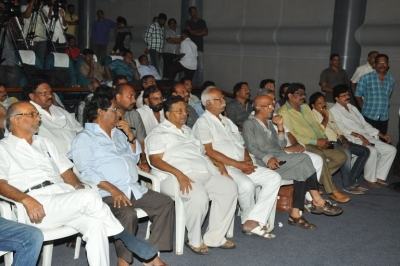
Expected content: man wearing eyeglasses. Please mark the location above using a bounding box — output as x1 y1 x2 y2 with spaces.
26 79 83 155
0 102 165 266
137 85 165 134
278 83 349 203
192 87 281 239
69 87 173 266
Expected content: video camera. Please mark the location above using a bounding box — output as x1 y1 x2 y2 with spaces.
0 0 21 23
43 0 66 10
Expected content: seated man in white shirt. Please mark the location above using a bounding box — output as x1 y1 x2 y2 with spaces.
146 96 238 255
0 102 165 266
137 86 165 134
167 29 197 81
330 84 396 188
192 87 281 238
26 79 83 155
137 54 162 80
69 87 173 266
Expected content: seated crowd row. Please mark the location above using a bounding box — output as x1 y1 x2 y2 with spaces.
0 70 396 264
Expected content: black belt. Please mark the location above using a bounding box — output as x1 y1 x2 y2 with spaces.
24 181 54 193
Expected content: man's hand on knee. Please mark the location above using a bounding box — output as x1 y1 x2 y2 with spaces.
22 196 46 224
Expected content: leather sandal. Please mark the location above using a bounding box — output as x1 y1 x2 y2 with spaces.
184 240 210 255
310 200 343 216
212 240 236 249
288 215 317 230
365 181 380 188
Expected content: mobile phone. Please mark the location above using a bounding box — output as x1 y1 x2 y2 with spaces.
327 141 335 149
279 161 286 166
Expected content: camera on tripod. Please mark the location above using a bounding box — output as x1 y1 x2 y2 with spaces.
43 0 66 10
0 0 21 23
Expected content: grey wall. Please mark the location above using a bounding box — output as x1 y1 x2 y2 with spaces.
88 0 399 139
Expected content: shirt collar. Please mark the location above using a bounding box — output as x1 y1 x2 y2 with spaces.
162 119 190 134
5 133 38 149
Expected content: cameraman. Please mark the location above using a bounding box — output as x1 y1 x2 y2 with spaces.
21 0 48 65
43 0 67 53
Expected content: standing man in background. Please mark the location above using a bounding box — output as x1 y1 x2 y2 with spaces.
319 54 350 103
92 10 117 64
354 54 394 136
185 6 208 86
65 4 78 38
144 13 167 75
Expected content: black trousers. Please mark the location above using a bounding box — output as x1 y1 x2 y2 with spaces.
168 61 195 81
363 116 388 142
292 172 319 210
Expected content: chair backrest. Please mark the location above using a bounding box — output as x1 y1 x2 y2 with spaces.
44 52 78 86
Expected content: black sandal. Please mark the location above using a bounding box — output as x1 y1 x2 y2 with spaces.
288 215 317 230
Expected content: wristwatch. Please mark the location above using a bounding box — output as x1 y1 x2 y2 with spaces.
127 137 136 144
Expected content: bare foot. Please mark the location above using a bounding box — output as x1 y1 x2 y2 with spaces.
143 256 168 266
242 220 260 232
117 258 130 266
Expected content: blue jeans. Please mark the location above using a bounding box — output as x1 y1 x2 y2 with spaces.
0 217 43 266
114 229 158 261
335 141 370 189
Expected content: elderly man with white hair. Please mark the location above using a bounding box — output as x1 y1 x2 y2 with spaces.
192 86 281 238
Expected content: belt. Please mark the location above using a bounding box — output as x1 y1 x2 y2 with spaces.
24 181 54 193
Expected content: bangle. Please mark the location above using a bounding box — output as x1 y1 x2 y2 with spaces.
127 136 136 144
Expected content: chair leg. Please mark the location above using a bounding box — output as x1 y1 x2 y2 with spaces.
175 199 186 255
226 216 234 238
74 236 81 259
41 242 54 266
145 221 152 240
4 252 13 266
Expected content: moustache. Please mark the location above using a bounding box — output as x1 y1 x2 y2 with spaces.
345 98 350 101
46 98 53 102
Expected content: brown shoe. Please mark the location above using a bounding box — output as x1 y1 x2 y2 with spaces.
310 200 343 216
328 190 351 203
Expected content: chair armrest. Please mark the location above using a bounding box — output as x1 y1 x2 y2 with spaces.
137 166 161 192
0 201 12 219
0 195 26 223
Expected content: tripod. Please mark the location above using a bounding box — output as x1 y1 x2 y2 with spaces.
0 19 28 85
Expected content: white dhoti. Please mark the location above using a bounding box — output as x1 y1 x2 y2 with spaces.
27 183 123 266
226 165 281 226
160 173 237 248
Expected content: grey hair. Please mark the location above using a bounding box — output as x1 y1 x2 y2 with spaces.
257 88 275 96
5 103 20 132
88 79 100 92
201 86 218 106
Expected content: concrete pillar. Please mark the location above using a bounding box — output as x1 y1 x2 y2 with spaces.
330 0 367 77
180 0 203 31
78 0 95 50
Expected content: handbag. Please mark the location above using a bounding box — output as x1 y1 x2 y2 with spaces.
276 185 294 212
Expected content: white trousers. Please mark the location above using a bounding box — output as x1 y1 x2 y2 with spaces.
352 136 396 182
27 183 123 266
303 151 324 201
160 172 237 248
226 165 281 225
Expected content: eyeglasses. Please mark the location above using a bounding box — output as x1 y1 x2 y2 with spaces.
13 112 42 118
293 91 306 97
103 107 121 112
212 96 225 101
35 91 52 96
170 108 189 114
149 97 164 102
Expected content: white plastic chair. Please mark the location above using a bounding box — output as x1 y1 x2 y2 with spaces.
0 201 13 266
0 194 82 266
150 171 235 255
136 166 162 240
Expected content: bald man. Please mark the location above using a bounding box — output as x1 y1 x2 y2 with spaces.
0 102 161 266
